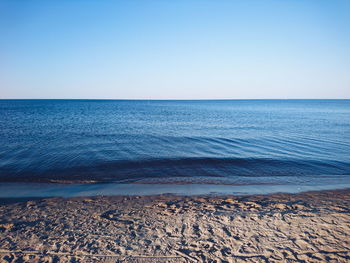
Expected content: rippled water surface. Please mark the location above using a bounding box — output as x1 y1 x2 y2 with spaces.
0 100 349 195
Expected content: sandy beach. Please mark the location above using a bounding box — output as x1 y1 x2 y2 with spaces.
0 189 349 262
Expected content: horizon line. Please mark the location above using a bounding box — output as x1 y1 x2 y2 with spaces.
0 98 349 101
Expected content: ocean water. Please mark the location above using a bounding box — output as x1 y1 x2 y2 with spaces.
0 100 349 197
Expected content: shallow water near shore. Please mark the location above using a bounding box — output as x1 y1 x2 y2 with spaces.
1 181 350 198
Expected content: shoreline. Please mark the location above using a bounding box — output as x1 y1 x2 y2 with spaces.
0 189 349 262
0 181 350 199
0 186 350 201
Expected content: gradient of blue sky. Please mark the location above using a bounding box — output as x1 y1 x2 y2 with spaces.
0 0 349 99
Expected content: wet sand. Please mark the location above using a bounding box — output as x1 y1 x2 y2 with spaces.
0 189 349 262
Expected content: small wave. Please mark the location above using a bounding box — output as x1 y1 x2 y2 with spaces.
0 157 349 183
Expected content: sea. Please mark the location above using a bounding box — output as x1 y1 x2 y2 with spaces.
0 99 349 197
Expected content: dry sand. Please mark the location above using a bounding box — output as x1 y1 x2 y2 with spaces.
0 189 349 262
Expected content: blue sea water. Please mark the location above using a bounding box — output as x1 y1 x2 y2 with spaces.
0 100 349 197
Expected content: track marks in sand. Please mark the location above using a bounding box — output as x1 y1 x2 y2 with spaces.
0 191 350 262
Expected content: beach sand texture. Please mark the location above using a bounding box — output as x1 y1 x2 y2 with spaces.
0 189 349 262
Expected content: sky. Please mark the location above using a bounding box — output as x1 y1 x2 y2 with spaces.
0 0 349 99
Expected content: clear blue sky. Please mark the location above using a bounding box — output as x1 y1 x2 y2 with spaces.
0 0 349 99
